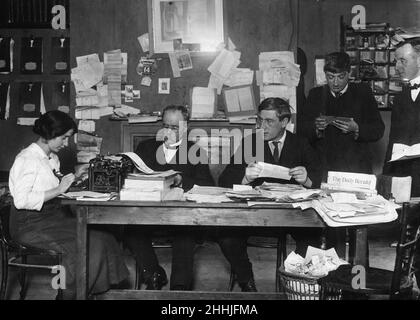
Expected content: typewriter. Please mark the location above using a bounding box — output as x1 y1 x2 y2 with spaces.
88 155 133 192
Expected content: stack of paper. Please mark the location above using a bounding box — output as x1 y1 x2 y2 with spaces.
185 185 233 203
76 132 103 163
61 191 116 201
120 170 179 201
258 51 298 133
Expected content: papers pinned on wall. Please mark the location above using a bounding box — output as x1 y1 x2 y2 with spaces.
259 51 299 133
222 85 256 122
190 87 217 119
315 58 327 86
0 82 10 120
168 51 193 78
208 49 241 94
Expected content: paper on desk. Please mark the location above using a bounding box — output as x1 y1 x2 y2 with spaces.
331 192 359 203
233 184 253 192
61 191 116 201
257 162 291 180
120 152 154 174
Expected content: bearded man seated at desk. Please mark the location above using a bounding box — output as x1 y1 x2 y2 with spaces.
124 105 214 291
218 97 323 292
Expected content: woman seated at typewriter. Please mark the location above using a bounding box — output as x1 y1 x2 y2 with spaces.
8 110 129 299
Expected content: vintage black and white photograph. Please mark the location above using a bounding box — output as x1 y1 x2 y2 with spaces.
1 0 420 312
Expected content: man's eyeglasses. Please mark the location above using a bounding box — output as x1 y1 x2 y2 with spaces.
256 117 278 127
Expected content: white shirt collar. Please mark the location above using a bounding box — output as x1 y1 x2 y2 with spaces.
269 130 287 147
410 75 420 101
410 75 420 86
162 140 183 163
331 83 349 97
29 143 49 159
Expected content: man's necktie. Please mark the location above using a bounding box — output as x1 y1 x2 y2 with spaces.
272 141 281 163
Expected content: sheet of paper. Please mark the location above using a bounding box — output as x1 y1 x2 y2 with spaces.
224 68 254 87
208 49 241 81
191 87 216 118
390 143 420 162
237 86 255 111
224 89 240 112
331 192 359 203
17 117 37 126
137 33 149 52
257 162 291 180
78 120 95 133
208 74 224 95
120 152 155 174
76 133 102 153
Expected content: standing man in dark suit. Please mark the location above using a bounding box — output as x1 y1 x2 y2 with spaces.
218 97 322 291
298 51 385 180
125 105 214 291
383 39 420 287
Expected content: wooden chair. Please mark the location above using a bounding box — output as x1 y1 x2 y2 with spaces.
0 205 63 300
319 202 420 300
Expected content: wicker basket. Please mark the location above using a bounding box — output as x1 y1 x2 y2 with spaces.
278 267 342 300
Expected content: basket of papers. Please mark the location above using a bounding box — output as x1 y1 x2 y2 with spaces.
278 247 346 300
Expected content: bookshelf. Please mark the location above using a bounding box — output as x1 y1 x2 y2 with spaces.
340 17 401 111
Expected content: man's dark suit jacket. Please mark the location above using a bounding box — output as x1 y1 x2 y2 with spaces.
135 139 214 191
298 83 384 180
218 131 322 188
383 88 420 196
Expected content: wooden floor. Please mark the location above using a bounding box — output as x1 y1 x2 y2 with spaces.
2 222 419 300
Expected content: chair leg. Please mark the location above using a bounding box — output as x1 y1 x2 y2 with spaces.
228 269 235 291
276 233 287 292
55 254 63 300
18 256 28 300
0 244 8 300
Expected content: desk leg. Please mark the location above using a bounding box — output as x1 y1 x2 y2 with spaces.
349 227 369 267
76 207 88 300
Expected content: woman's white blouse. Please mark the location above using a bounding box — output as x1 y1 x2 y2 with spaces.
9 143 60 211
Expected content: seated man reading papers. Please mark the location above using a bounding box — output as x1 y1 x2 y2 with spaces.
124 105 214 291
218 97 323 291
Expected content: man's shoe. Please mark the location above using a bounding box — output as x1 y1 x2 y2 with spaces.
143 265 168 290
239 278 257 292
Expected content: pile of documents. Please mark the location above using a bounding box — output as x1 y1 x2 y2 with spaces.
76 132 103 163
257 182 324 203
258 51 300 132
303 194 399 227
120 170 180 201
60 191 117 201
284 246 348 278
185 185 233 203
321 171 378 198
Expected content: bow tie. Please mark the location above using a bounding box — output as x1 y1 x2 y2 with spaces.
409 83 420 90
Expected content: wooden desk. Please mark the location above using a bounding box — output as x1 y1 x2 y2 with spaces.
64 200 369 300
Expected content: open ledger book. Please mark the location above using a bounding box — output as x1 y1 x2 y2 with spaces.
390 143 420 162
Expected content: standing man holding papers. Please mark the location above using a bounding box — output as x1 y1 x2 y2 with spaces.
299 51 385 179
383 39 420 287
218 98 322 291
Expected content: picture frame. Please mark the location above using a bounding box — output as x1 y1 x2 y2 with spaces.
147 0 225 54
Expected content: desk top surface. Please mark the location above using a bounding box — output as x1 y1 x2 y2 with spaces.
61 199 297 209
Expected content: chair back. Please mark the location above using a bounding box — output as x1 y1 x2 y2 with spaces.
391 202 420 298
0 205 12 245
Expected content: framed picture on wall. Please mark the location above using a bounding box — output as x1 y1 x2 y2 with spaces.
147 0 225 54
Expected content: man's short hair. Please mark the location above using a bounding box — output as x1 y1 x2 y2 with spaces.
324 52 351 73
162 105 189 121
395 39 420 55
258 97 291 121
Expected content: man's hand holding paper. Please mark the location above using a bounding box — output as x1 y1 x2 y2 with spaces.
332 117 359 134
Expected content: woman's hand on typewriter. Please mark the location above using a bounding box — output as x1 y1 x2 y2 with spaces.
59 173 75 193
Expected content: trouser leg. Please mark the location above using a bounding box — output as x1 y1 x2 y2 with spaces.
124 226 159 271
170 233 195 290
218 231 253 285
289 227 323 257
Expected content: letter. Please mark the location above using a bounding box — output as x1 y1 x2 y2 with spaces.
250 305 258 314
161 307 168 315
351 265 366 289
188 128 209 165
351 5 366 30
243 129 264 164
51 265 66 290
188 307 195 318
51 5 66 30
